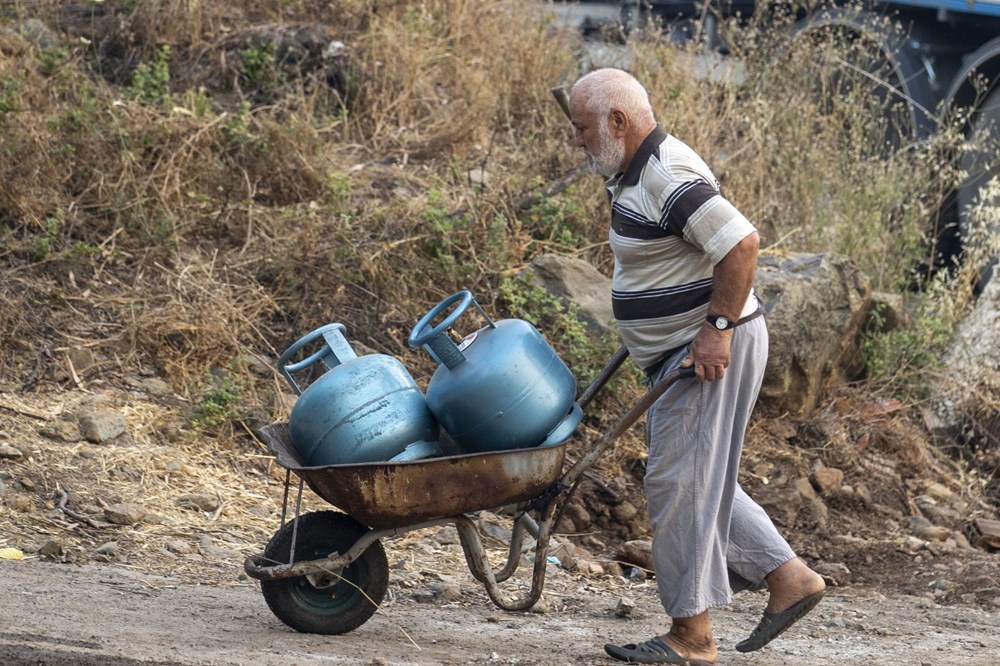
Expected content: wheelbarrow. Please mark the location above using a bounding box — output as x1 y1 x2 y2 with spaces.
244 346 694 635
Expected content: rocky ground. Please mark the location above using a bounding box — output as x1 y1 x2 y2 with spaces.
2 384 1000 665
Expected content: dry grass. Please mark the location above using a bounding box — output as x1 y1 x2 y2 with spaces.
0 0 995 494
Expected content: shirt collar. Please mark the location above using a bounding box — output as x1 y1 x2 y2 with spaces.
617 125 668 188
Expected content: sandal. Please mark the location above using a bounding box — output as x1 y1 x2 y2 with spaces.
604 636 714 665
735 589 825 652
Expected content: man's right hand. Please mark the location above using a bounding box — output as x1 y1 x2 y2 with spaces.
683 325 733 382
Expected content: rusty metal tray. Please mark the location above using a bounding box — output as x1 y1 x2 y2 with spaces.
257 423 568 530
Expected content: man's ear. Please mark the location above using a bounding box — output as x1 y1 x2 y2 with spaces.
610 109 628 136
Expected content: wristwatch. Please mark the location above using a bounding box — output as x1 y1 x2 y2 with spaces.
706 314 735 330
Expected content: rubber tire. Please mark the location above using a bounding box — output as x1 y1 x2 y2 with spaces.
260 511 389 635
957 86 1000 289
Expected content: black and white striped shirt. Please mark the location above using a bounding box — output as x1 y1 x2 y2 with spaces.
606 126 759 369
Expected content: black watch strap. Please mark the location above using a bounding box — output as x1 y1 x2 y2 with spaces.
706 314 735 330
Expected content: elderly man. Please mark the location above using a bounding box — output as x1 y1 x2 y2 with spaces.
567 68 826 665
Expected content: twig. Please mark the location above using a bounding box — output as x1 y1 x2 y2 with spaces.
0 398 49 421
55 488 113 529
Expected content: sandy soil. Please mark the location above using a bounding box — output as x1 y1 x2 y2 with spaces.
3 539 1000 666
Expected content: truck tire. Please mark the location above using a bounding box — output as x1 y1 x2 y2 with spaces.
957 86 1000 288
790 9 938 151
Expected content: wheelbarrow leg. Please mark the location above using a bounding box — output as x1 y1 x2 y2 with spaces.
459 512 536 586
454 509 560 612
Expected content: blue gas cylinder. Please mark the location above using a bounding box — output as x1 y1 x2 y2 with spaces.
407 291 581 454
279 324 440 466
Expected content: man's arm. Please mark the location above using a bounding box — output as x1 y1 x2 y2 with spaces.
683 231 760 382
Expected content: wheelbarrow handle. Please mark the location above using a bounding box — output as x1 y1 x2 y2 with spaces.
576 344 631 411
561 363 696 490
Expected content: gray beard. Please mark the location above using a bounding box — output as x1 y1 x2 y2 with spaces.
588 129 626 178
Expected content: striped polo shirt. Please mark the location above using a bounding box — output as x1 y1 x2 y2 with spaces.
606 126 759 370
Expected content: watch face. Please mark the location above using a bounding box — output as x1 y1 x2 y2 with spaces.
715 317 728 330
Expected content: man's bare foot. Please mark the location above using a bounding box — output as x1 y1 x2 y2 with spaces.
659 614 718 664
763 556 826 612
656 633 717 664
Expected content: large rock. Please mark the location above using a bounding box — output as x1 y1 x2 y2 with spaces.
755 253 872 413
528 252 871 414
932 275 1000 452
523 254 615 334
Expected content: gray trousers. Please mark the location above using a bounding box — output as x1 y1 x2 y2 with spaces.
645 316 795 618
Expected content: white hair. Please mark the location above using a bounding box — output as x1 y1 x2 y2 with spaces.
571 68 655 125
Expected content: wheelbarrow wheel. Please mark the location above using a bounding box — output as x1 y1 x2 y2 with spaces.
260 511 389 635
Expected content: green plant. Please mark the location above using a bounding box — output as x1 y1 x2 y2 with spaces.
38 46 70 77
0 72 24 114
29 209 65 261
221 101 268 153
325 171 350 206
523 192 590 250
240 41 277 93
191 369 247 431
861 299 955 400
126 45 172 105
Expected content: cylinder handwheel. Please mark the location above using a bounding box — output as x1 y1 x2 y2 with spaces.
407 290 475 348
259 511 389 635
278 323 347 375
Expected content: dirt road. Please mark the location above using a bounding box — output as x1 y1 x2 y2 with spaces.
3 553 999 666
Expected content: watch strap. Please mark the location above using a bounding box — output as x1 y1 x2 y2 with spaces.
706 314 735 330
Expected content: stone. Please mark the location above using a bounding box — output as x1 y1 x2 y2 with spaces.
0 444 23 459
38 540 65 559
814 562 852 586
931 273 1000 451
522 254 615 334
64 347 97 377
18 18 60 50
103 502 147 525
919 525 952 542
561 501 592 532
788 477 829 528
38 419 82 443
615 540 653 571
176 493 222 512
95 541 119 557
867 291 910 333
125 376 174 396
611 500 638 523
615 597 637 617
165 540 193 555
810 466 845 495
755 253 872 413
923 482 954 502
78 410 127 443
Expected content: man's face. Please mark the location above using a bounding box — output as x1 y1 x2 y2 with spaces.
570 96 625 178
